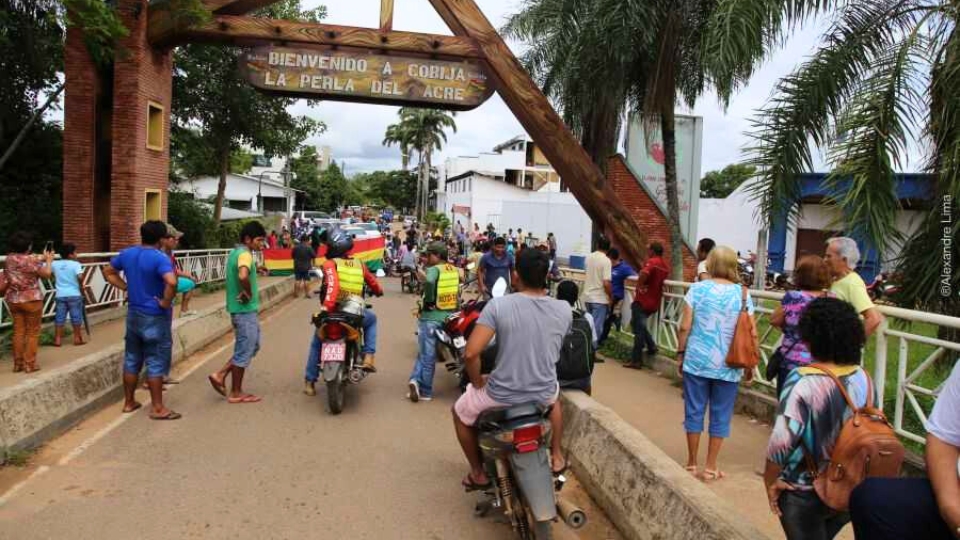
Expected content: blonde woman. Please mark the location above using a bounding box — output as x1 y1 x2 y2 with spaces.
676 246 755 481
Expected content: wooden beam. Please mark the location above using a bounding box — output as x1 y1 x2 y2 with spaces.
379 0 394 32
149 14 483 59
426 0 649 270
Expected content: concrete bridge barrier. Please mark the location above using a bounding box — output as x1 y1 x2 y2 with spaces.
0 277 294 452
561 391 768 540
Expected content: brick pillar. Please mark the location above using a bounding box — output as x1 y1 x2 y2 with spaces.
606 155 697 281
109 0 173 250
62 28 100 253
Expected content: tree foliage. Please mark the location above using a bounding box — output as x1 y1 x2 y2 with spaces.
702 0 958 314
172 0 326 223
167 189 213 249
289 145 321 210
383 108 456 220
700 164 756 198
314 162 347 213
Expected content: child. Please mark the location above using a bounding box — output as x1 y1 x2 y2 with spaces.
51 243 86 346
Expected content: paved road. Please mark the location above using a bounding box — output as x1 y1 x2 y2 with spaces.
0 278 617 540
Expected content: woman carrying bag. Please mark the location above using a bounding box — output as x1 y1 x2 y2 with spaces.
676 245 757 481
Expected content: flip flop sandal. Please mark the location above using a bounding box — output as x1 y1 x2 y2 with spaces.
462 474 492 492
150 411 182 421
122 402 143 414
227 395 262 404
208 375 227 397
552 457 569 476
701 469 726 482
684 465 698 476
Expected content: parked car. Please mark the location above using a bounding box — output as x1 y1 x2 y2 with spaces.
296 210 331 222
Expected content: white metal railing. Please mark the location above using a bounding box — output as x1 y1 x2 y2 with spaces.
0 249 233 329
559 269 959 447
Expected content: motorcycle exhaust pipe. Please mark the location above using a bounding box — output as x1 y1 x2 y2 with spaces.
556 496 587 529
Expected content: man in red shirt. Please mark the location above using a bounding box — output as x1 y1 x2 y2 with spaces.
303 230 384 396
624 242 669 370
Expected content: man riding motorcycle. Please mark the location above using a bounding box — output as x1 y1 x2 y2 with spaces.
303 229 384 396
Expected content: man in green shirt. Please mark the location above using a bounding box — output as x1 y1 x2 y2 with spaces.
825 237 885 337
208 221 266 403
408 242 461 402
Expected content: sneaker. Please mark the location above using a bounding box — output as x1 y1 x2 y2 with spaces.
408 379 420 403
304 381 316 396
419 395 433 402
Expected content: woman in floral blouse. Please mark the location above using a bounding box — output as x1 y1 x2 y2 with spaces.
4 231 53 373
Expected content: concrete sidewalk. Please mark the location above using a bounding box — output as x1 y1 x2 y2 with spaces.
0 276 286 391
590 360 854 539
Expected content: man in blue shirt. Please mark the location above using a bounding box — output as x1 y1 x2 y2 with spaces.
103 220 179 420
601 248 637 344
477 237 516 298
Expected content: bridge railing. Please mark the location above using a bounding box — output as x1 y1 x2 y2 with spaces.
559 269 959 447
0 249 234 330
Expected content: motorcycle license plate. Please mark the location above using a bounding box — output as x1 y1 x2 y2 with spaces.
453 336 466 348
321 341 347 362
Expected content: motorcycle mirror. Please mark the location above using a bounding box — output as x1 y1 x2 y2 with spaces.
376 269 386 278
492 278 507 298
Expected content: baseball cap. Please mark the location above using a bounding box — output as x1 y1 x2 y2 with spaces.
425 241 448 258
165 223 184 238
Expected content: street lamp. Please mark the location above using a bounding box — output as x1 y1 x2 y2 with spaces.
256 169 292 214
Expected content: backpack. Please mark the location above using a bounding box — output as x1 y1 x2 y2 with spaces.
803 365 905 511
556 309 595 381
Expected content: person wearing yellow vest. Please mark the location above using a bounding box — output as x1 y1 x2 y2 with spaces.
304 229 384 396
407 242 460 402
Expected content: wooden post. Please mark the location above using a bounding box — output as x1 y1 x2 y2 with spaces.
380 0 394 31
426 0 649 271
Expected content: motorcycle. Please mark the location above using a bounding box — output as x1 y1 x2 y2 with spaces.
473 404 587 539
310 295 371 415
738 257 755 287
867 272 900 302
435 299 498 391
765 269 790 291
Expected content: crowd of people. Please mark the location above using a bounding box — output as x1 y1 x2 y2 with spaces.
2 220 956 540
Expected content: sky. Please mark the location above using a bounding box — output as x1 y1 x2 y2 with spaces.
292 0 830 175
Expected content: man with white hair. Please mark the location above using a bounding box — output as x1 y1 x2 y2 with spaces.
824 237 885 337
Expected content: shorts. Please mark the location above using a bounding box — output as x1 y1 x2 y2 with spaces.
230 312 261 368
54 296 84 326
682 372 739 438
123 311 172 378
177 276 196 294
454 383 559 427
294 270 311 281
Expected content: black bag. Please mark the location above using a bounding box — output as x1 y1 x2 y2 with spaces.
766 339 799 382
557 309 596 381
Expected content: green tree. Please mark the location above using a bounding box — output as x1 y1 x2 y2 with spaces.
382 124 414 170
315 162 347 213
702 0 959 318
172 0 326 224
230 148 254 175
383 108 456 221
167 189 213 248
289 145 321 209
700 164 756 198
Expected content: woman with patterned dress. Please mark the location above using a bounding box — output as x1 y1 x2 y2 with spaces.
4 231 54 373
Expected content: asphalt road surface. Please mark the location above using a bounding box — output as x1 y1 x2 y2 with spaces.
0 277 619 540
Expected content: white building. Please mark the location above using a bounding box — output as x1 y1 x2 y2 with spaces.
179 172 299 218
436 135 593 260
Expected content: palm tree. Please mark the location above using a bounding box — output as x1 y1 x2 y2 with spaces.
702 1 959 319
504 0 719 279
382 123 414 170
383 108 457 221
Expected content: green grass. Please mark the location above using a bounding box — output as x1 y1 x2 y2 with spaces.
0 447 32 467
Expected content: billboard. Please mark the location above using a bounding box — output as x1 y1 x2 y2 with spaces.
623 114 703 246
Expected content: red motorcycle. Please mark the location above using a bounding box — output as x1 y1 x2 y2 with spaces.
435 299 498 392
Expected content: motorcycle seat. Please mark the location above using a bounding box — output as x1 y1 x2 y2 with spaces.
477 403 549 432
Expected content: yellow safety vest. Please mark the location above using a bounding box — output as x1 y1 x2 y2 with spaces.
436 264 461 311
334 258 364 302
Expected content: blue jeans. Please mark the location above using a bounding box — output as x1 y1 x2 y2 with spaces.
230 312 261 368
585 302 609 341
778 489 849 540
304 309 377 382
631 303 657 363
54 296 84 327
410 319 442 398
682 372 739 438
123 311 172 378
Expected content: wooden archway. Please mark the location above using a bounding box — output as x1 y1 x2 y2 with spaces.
65 0 649 269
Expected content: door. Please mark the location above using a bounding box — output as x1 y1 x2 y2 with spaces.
794 229 841 265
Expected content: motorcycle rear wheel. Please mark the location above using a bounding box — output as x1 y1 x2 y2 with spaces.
326 369 345 415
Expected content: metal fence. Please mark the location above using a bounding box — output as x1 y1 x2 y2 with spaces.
0 249 234 329
560 269 960 447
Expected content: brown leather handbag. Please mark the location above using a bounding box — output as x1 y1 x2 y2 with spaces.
724 285 760 369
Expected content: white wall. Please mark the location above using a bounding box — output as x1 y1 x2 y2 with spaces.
696 182 764 256
182 175 294 214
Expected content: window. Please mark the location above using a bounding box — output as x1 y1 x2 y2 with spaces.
146 101 164 151
144 190 162 220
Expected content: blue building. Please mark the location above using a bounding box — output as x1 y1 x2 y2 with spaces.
765 173 936 280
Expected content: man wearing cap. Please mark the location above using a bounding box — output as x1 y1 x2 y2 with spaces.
408 241 461 402
161 223 198 317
